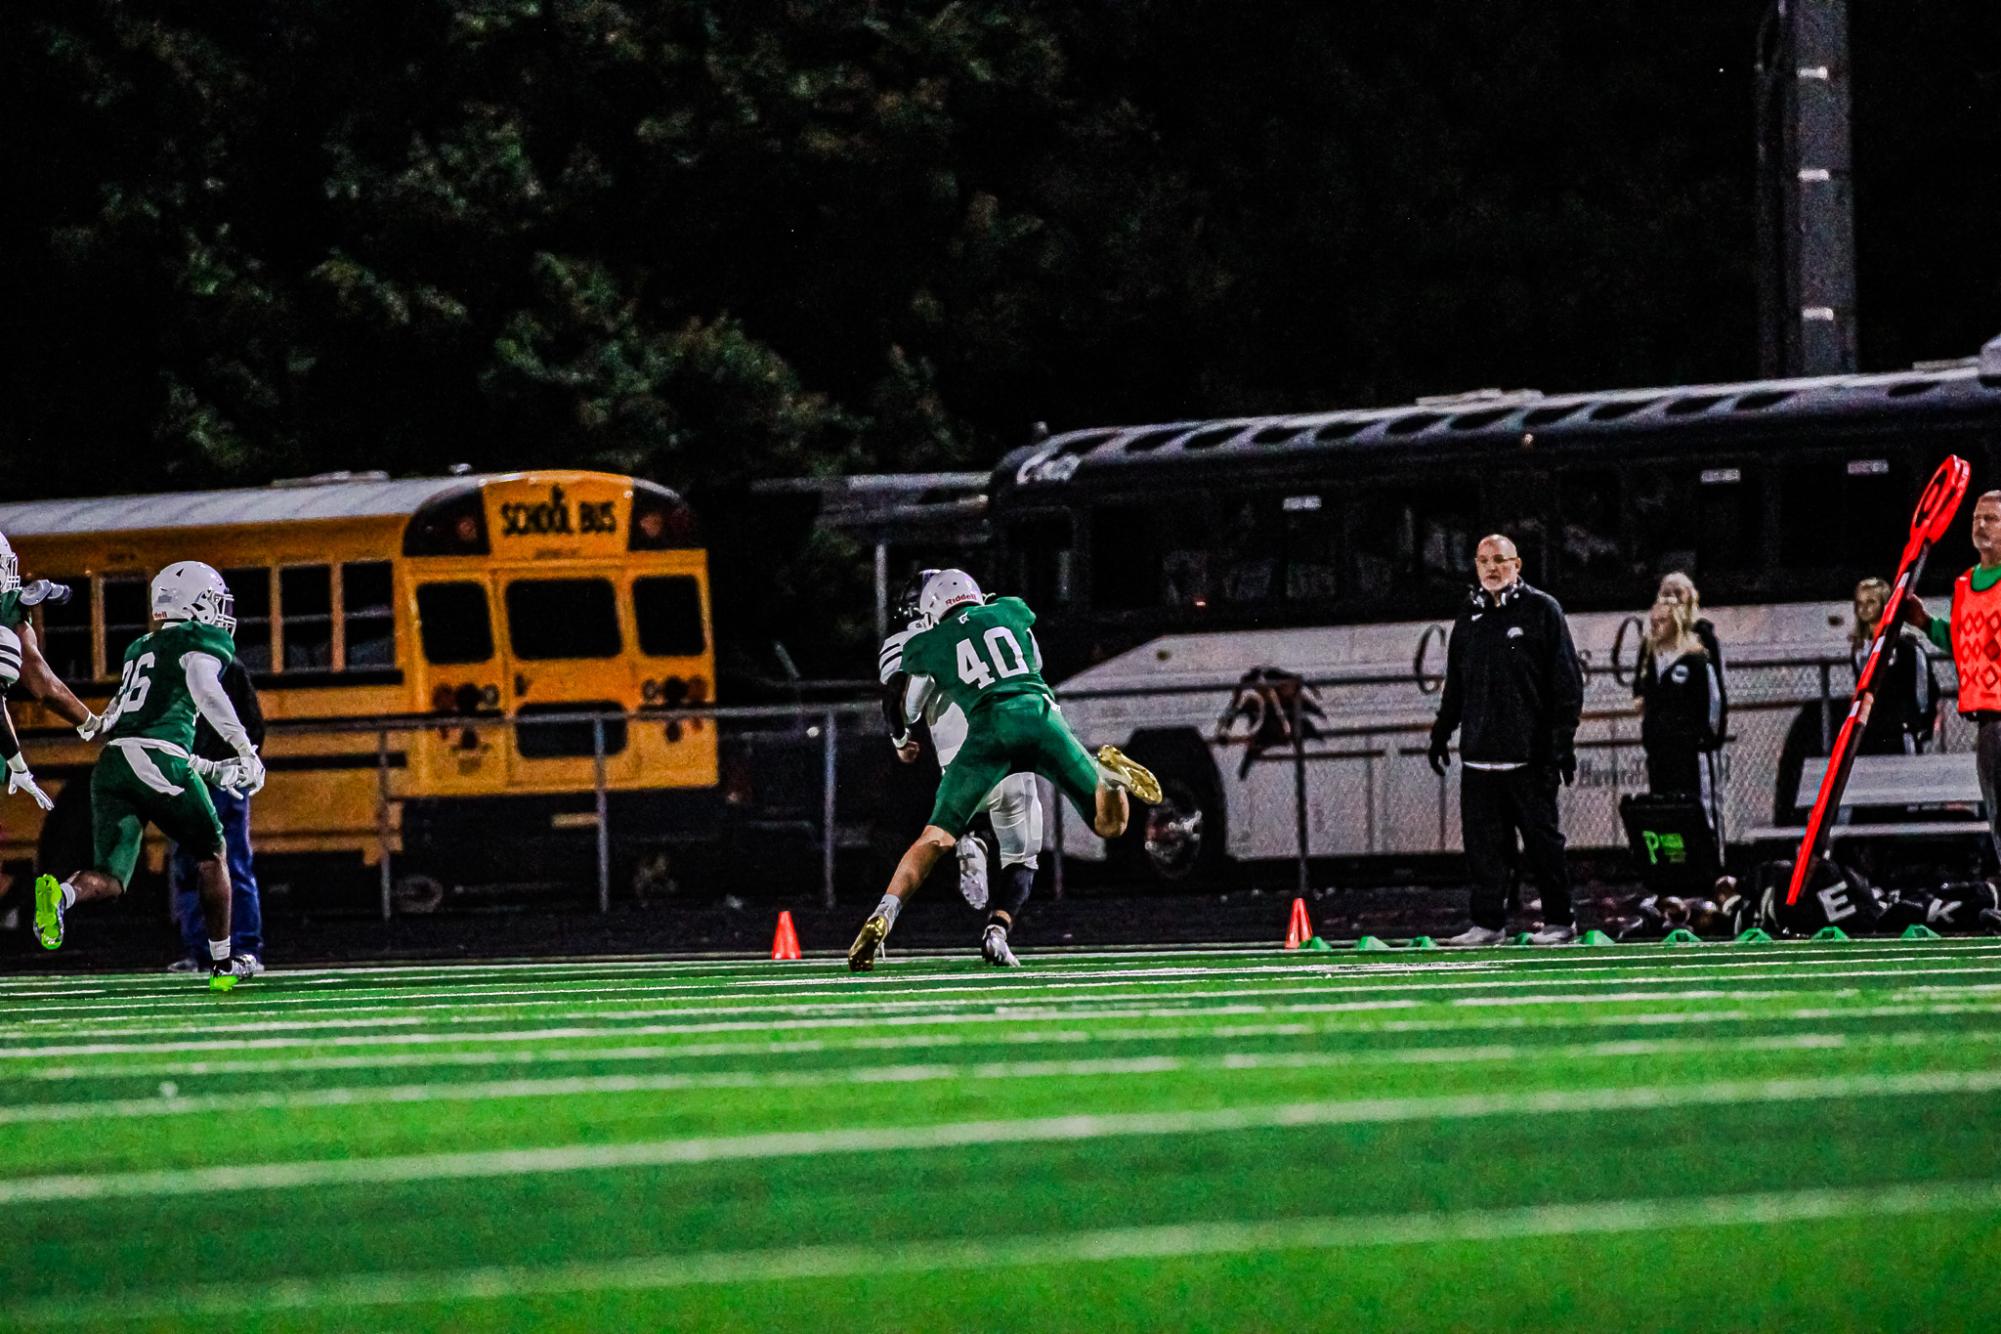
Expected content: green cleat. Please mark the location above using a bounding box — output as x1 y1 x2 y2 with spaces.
209 955 255 992
32 874 64 951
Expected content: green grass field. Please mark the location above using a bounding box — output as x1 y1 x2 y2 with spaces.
4 938 2001 1330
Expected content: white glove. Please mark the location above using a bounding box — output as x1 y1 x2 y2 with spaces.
5 756 54 812
224 748 267 797
77 711 105 741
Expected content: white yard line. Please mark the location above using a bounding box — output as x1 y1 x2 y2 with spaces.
13 939 2001 1004
3 1067 1998 1206
7 1027 1998 1126
11 1177 1999 1325
17 964 2001 1042
11 994 2001 1063
23 1006 2001 1084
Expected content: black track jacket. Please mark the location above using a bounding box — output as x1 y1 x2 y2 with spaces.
1430 581 1585 767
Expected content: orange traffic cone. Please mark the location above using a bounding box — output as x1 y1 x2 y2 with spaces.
771 910 802 961
1284 897 1312 950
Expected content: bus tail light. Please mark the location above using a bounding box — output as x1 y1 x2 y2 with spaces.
628 483 701 550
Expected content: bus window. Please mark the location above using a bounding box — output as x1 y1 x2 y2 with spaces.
417 583 495 665
1350 487 1477 603
1777 451 1908 581
1695 466 1762 573
1090 506 1164 611
281 566 333 670
506 578 621 659
1216 496 1280 604
1557 467 1626 591
1283 495 1341 603
1629 462 1763 584
633 576 706 656
1839 454 1910 572
1484 470 1552 585
37 576 92 684
221 568 272 673
101 576 149 676
1007 516 1073 608
342 562 396 668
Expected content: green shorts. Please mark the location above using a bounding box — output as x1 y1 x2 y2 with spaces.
928 694 1100 836
90 742 225 886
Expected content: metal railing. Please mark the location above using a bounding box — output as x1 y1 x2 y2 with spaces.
230 651 1957 916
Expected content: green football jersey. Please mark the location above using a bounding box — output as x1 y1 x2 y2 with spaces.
901 596 1050 715
0 589 23 631
101 620 236 748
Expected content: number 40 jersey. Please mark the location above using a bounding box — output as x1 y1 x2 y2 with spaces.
901 596 1051 717
102 621 237 749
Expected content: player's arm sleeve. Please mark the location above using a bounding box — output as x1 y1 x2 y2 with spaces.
0 701 21 763
225 661 266 750
902 674 935 725
1926 615 1953 655
185 652 254 754
901 627 937 680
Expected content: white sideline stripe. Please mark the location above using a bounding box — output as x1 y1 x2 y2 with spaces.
23 1005 2001 1083
10 1027 1998 1126
18 950 2001 1021
3 1067 1999 1206
16 940 2001 1006
12 1179 2001 1325
13 994 2001 1063
19 964 2001 1041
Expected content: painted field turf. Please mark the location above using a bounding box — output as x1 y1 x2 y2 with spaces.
3 940 2000 1330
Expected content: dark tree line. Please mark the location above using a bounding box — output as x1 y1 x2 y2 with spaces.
4 1 1995 677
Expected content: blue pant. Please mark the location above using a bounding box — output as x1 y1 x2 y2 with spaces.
170 785 263 960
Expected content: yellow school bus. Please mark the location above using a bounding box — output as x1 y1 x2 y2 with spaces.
0 470 715 897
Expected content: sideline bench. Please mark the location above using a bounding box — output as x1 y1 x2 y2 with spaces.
1745 752 1986 849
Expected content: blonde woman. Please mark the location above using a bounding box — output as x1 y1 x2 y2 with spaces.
1634 571 1727 738
1850 577 1937 755
1639 595 1722 806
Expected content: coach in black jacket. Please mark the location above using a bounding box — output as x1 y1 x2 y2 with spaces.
1427 534 1585 945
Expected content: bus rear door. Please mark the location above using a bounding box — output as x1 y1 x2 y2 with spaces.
494 568 644 790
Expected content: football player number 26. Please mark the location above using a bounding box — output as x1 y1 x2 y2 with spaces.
108 652 157 720
956 629 1031 689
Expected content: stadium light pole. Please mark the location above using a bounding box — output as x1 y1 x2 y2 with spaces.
1755 0 1858 376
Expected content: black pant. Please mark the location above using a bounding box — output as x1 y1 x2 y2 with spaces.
1462 765 1573 929
1977 719 2001 868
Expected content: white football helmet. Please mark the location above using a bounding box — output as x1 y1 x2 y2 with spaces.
0 531 19 595
152 561 236 635
919 569 984 624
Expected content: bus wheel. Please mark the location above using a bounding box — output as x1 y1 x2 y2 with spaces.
1118 732 1226 886
392 872 447 914
1142 776 1211 881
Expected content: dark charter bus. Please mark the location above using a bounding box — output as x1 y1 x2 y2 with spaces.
987 354 2001 882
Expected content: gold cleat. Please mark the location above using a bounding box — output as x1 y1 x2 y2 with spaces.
847 914 889 972
1096 745 1162 805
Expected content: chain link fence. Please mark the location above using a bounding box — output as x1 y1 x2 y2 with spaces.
108 650 1955 918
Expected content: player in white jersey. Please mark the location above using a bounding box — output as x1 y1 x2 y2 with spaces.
878 572 1045 966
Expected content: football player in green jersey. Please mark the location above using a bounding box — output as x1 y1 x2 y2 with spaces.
0 529 108 741
33 562 267 991
848 570 1161 971
1 624 57 812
